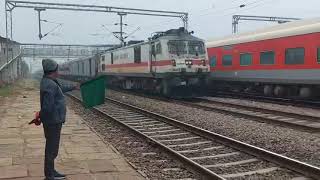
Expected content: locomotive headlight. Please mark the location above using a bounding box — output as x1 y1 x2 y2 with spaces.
171 59 176 66
185 60 193 65
201 59 206 66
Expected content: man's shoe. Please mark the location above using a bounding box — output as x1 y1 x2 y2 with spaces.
44 177 56 180
54 170 66 179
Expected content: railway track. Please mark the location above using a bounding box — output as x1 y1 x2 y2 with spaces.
184 97 320 132
68 93 320 180
213 91 320 109
108 89 320 131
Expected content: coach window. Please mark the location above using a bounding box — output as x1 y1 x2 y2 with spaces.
317 48 320 63
222 55 232 66
260 51 275 65
210 56 217 67
77 63 80 75
101 55 105 61
82 62 85 74
89 59 92 76
134 46 141 63
240 53 252 66
285 48 305 65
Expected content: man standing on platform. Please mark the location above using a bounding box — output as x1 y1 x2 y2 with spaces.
40 59 79 180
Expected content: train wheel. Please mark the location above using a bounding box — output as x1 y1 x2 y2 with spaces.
263 85 274 96
299 87 313 99
274 85 287 97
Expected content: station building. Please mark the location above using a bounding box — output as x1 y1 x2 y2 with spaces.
0 36 23 87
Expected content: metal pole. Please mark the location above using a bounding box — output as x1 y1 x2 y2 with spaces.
183 14 188 30
120 14 123 45
10 11 13 39
118 12 127 46
35 8 46 39
5 0 9 65
232 15 300 33
38 10 42 39
36 9 42 39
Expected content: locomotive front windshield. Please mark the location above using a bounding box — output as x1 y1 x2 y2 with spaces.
168 40 205 56
168 40 187 55
188 41 206 55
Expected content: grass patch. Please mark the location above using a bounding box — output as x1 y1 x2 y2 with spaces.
0 85 13 97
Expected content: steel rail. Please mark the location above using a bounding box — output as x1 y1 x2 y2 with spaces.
105 97 320 179
213 91 320 108
67 93 224 180
179 98 320 132
195 97 320 122
67 93 320 179
109 89 320 131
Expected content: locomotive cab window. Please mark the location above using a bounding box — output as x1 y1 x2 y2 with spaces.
134 46 141 63
317 48 320 63
222 55 232 66
156 43 162 54
240 53 252 66
285 48 305 65
168 40 187 55
210 56 217 67
260 51 275 65
189 41 206 55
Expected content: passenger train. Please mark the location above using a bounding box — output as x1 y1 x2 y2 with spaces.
206 18 320 98
59 27 209 96
60 18 320 99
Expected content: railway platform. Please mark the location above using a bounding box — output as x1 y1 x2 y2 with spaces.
0 80 145 180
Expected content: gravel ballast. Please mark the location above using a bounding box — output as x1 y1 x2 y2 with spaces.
107 90 320 167
205 96 320 118
66 96 199 180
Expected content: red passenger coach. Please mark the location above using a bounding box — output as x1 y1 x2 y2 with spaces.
206 18 320 98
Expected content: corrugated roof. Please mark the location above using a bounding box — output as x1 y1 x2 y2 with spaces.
206 17 320 48
0 36 20 44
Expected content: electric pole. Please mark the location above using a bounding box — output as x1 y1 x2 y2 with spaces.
232 15 300 34
35 8 46 39
114 12 128 46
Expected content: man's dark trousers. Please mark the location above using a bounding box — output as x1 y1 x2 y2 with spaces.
43 123 62 177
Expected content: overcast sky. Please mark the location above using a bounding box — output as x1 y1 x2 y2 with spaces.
0 0 319 45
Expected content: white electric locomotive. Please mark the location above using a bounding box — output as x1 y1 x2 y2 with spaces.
100 27 209 96
60 27 209 96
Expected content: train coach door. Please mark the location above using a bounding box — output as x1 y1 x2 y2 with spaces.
111 53 114 64
150 43 156 74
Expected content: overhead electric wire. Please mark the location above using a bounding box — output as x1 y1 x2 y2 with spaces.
41 23 63 39
140 0 269 31
124 26 141 39
195 0 268 17
101 24 124 41
212 0 279 19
